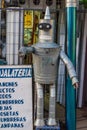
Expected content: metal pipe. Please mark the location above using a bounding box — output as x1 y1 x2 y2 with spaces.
6 7 19 65
19 7 24 65
65 0 77 130
57 11 65 105
47 84 56 126
6 7 24 65
35 82 44 127
78 13 87 107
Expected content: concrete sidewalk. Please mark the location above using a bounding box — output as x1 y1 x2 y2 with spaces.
77 107 87 130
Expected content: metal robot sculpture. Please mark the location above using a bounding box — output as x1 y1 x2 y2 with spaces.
19 6 78 127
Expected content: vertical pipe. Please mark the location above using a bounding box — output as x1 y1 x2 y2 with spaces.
14 9 20 65
35 83 44 127
57 11 65 105
47 84 56 126
6 7 21 65
19 8 24 65
65 0 77 130
78 13 87 107
6 8 14 65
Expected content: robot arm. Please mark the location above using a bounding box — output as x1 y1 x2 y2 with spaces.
19 46 34 57
59 50 78 87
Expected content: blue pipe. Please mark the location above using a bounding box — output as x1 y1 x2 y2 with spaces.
65 1 77 130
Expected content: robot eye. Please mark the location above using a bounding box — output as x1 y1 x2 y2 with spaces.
46 24 50 29
39 24 43 29
38 23 51 30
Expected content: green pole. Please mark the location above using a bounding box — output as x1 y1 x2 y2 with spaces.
65 0 77 130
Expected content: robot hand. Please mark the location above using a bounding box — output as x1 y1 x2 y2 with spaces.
73 82 79 89
72 77 79 88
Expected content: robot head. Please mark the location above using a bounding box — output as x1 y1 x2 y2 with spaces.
38 6 55 43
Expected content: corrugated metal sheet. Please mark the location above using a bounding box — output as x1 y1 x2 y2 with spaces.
57 11 65 106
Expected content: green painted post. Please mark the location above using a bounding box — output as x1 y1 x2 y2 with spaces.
65 0 77 130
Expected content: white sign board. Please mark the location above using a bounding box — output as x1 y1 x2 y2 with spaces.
0 65 33 130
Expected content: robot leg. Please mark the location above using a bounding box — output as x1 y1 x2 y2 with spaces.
47 84 57 126
35 82 45 127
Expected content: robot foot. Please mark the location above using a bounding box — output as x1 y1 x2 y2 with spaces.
35 119 45 127
47 118 57 126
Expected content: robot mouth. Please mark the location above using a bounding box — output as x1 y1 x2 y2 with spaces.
39 35 52 41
